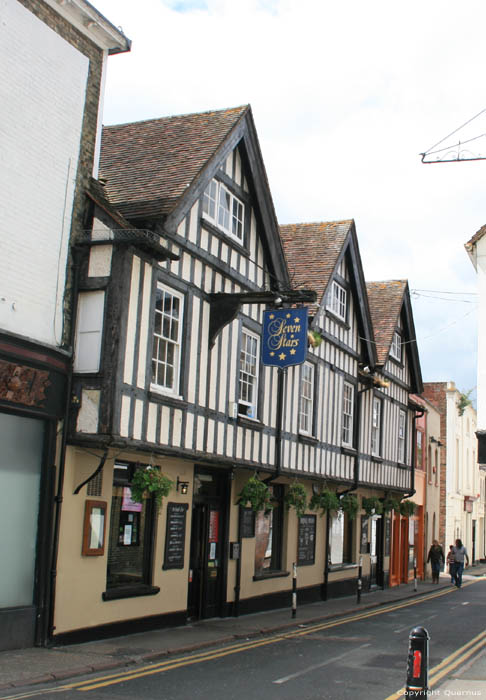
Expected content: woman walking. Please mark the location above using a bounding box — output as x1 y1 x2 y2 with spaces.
427 539 444 583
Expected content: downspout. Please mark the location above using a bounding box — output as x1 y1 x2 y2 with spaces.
47 247 82 643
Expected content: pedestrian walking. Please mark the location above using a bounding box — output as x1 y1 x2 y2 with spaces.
452 538 469 588
446 545 455 583
426 540 444 583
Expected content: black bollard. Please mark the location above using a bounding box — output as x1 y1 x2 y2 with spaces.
357 555 363 604
292 563 297 618
405 626 429 697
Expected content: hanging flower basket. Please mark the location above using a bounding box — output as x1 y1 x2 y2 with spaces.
382 495 401 513
400 500 417 517
340 493 359 520
362 496 384 517
308 330 323 348
130 466 173 511
284 482 308 518
237 475 273 513
309 489 340 517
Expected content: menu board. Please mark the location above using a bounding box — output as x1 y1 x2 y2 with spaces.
360 516 369 554
239 506 255 538
385 516 391 556
297 515 316 566
163 502 188 570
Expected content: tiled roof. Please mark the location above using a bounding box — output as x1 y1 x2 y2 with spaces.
86 177 133 229
99 106 249 221
465 224 486 250
279 221 353 313
366 280 407 364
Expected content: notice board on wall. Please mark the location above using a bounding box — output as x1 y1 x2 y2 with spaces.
163 502 188 570
297 515 316 566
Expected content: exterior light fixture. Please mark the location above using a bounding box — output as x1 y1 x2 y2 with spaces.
177 477 189 495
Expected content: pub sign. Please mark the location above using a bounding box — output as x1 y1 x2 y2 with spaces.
261 308 308 368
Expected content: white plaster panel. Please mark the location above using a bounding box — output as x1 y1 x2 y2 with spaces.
133 399 143 440
120 396 131 437
147 402 157 443
0 0 88 346
172 409 182 447
88 245 113 277
76 389 100 433
160 406 170 445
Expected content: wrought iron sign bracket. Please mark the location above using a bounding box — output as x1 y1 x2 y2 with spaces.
208 289 316 349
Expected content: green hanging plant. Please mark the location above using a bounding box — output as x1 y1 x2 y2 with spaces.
362 496 384 517
130 466 173 511
400 500 417 517
309 489 340 517
237 475 273 513
284 482 308 517
340 493 359 520
307 330 323 348
382 495 401 513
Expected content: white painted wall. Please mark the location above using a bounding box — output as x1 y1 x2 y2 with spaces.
0 0 88 346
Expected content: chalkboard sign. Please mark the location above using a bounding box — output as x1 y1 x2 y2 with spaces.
163 502 188 570
385 516 391 556
297 515 316 566
360 516 369 554
239 506 255 538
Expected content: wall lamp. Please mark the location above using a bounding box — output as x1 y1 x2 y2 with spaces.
176 477 189 495
429 437 444 447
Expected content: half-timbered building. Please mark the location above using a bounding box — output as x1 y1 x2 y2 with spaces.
366 280 424 585
52 106 424 643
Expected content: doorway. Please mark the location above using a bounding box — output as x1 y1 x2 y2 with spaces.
369 515 384 587
187 468 229 620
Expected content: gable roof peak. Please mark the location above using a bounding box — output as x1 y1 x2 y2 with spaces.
99 105 251 221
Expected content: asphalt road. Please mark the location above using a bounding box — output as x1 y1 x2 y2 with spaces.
3 580 486 700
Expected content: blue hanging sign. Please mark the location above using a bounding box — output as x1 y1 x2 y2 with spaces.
261 308 308 368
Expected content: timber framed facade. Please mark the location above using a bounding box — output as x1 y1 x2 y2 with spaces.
51 106 424 644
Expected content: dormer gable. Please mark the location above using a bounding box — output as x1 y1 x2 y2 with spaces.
279 219 376 367
366 279 423 393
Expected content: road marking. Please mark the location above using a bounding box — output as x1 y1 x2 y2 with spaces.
273 644 369 684
0 579 478 699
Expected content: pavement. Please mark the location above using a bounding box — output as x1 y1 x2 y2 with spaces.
1 564 486 697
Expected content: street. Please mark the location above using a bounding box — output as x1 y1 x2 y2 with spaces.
1 579 485 700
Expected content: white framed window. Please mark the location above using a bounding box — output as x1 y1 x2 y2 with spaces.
238 329 259 418
371 396 382 456
202 178 244 243
299 362 315 434
74 290 105 373
398 409 406 463
151 284 184 396
327 280 347 321
342 382 354 446
390 331 402 362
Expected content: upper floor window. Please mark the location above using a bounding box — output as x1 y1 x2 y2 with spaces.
342 382 354 446
398 409 406 463
371 396 382 456
238 329 259 418
299 362 315 435
327 281 347 321
74 290 105 373
390 331 402 362
202 178 244 243
416 430 424 469
151 284 184 396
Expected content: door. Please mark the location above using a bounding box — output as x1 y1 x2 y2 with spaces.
187 469 227 620
472 520 476 563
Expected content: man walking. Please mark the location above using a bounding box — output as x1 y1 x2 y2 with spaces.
453 538 469 588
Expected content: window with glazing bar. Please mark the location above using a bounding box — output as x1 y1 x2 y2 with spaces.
151 284 184 395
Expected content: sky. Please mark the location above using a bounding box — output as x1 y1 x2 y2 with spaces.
93 0 486 400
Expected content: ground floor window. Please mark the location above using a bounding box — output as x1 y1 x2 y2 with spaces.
106 462 156 590
330 510 354 566
254 485 284 575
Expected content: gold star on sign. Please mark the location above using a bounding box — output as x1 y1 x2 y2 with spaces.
290 349 296 355
270 352 275 356
269 314 275 319
295 317 300 323
279 352 286 360
286 313 291 319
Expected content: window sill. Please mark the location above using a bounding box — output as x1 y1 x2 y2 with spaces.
253 570 290 581
201 217 248 254
328 563 358 572
341 446 357 456
325 310 350 330
236 416 264 431
102 585 160 601
298 433 318 445
371 455 384 463
148 391 188 409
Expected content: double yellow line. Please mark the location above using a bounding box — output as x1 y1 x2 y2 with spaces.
0 580 478 699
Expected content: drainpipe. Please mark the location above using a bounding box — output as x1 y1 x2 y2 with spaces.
403 406 425 501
